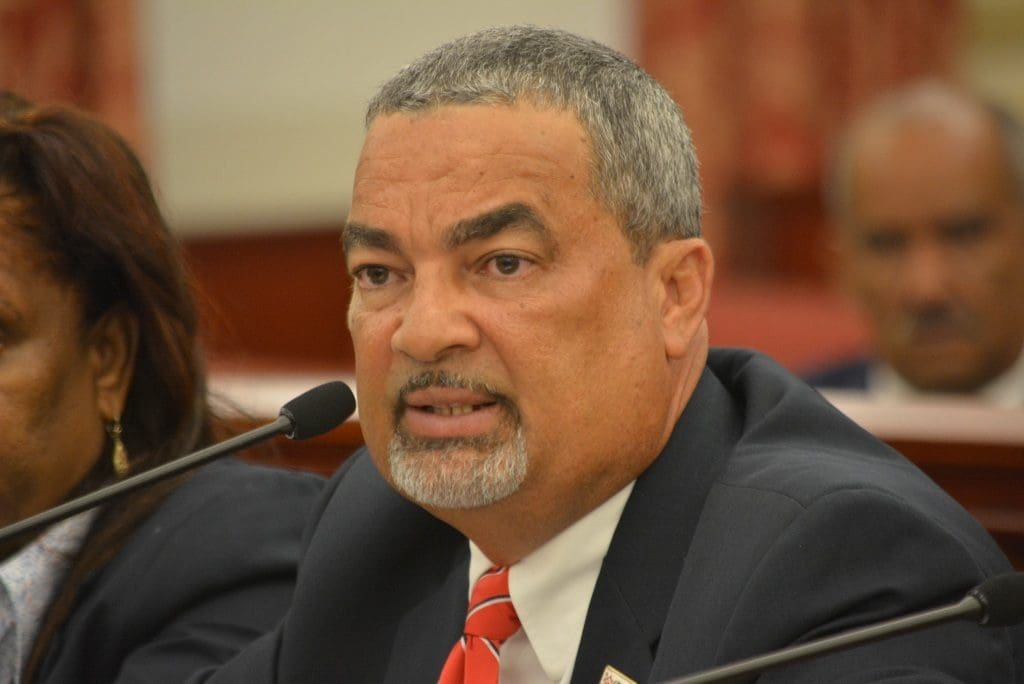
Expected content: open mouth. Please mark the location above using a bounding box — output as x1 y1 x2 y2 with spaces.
400 387 506 440
394 371 514 440
413 402 497 416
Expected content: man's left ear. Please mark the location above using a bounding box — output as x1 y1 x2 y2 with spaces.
88 307 139 421
650 238 714 359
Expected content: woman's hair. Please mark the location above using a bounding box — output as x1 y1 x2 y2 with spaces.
0 96 216 680
0 100 211 478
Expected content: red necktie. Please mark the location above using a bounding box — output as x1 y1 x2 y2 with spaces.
438 566 521 684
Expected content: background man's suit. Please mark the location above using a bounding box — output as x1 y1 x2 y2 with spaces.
200 349 1023 683
803 358 871 391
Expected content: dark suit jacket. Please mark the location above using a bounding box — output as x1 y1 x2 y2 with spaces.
201 349 1023 683
37 459 323 684
803 357 871 391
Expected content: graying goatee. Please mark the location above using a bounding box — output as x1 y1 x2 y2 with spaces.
389 424 527 509
388 370 526 508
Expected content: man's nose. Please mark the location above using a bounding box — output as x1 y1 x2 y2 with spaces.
902 243 952 305
390 277 481 363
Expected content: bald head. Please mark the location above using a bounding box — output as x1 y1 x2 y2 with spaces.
828 81 1024 393
830 82 1024 218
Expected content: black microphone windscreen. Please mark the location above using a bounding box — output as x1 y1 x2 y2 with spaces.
279 381 357 440
971 572 1024 627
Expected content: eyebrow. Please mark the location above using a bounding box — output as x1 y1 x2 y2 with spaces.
341 222 399 254
443 202 552 250
342 202 554 255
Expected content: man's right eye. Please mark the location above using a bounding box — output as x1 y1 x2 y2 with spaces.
861 230 907 256
353 265 392 288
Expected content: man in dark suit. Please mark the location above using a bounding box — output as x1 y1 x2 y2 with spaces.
806 82 1024 407
202 27 1023 683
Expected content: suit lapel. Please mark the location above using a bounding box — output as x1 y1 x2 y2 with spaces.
280 454 469 683
571 367 742 684
382 546 469 683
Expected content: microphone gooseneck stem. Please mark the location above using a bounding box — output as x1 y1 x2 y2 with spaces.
664 594 982 684
0 414 293 544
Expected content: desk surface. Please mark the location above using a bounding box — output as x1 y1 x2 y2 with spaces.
821 390 1024 446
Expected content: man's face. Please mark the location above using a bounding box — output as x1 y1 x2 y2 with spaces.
344 103 675 521
839 118 1024 392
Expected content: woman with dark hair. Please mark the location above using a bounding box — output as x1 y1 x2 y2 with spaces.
0 99 324 682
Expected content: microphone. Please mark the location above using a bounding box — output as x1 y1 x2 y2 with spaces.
663 571 1024 684
0 380 356 544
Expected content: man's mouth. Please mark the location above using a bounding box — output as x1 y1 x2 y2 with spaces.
415 402 495 416
904 307 975 341
399 385 507 440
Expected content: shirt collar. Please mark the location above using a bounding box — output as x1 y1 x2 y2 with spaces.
869 347 1024 408
468 481 634 682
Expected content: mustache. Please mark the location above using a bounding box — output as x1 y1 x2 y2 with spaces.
394 370 518 417
900 304 978 340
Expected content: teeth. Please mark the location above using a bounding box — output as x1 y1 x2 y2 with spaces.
431 404 475 416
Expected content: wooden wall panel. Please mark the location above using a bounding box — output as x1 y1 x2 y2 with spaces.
184 227 355 370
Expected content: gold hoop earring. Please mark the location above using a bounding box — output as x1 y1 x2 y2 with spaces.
107 417 130 478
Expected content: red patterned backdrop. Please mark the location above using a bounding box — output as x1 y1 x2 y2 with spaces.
638 0 963 281
0 0 143 150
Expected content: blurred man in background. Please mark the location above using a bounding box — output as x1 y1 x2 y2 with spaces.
808 81 1024 407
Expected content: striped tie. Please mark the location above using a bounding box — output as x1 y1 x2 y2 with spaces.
438 566 521 684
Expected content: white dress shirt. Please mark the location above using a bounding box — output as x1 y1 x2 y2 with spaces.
466 482 635 684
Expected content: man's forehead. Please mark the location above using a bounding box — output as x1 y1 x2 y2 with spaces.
343 201 556 255
849 127 1014 215
357 103 591 172
855 112 1007 180
348 104 601 245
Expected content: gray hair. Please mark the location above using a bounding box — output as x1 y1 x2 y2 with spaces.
366 25 702 262
826 80 1024 220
